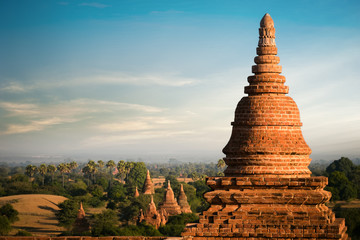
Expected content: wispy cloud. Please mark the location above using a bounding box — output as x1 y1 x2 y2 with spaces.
97 117 180 132
150 10 184 15
0 72 197 93
0 82 27 93
0 99 165 135
81 130 195 147
78 2 110 8
0 102 39 115
1 117 78 135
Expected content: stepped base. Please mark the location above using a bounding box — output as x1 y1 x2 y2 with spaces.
182 176 350 240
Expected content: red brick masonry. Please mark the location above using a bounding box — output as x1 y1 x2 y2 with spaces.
182 13 349 240
0 237 166 240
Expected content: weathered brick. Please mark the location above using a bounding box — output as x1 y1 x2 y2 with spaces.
181 13 349 240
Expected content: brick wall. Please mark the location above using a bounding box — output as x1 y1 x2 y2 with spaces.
0 237 168 240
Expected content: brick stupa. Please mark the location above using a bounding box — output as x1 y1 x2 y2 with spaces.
143 170 155 194
178 184 192 213
138 195 168 229
72 202 90 235
158 180 182 215
134 186 140 197
182 13 349 240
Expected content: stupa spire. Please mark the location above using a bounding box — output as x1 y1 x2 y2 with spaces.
73 202 90 235
259 13 275 45
77 202 85 219
222 12 311 177
134 186 140 197
178 184 192 213
143 169 155 194
158 180 182 215
182 14 349 240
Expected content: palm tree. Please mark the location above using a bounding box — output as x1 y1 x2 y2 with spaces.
82 165 91 185
84 160 98 184
69 161 78 173
25 165 37 181
117 160 126 183
106 160 116 174
47 164 56 183
97 160 104 171
106 160 116 188
124 162 134 182
216 159 226 171
57 163 70 187
38 164 47 186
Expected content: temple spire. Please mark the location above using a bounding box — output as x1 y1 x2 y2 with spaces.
178 184 192 213
158 180 182 215
182 13 349 240
143 170 155 194
134 186 140 197
258 13 275 46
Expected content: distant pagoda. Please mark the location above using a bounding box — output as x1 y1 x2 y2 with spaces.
138 196 167 229
178 184 192 213
182 13 349 240
158 180 182 215
143 170 155 194
72 202 90 235
134 186 140 197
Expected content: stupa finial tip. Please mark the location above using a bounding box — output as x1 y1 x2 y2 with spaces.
260 13 274 28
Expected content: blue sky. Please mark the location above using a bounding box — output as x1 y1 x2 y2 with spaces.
0 0 359 163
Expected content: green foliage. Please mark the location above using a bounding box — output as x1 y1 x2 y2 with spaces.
0 215 11 236
117 222 162 236
67 180 88 197
326 157 356 179
189 180 211 212
0 203 19 223
15 229 32 236
326 171 357 201
118 195 151 223
333 206 360 240
166 212 199 225
107 182 127 202
91 209 120 236
126 162 147 189
159 213 199 236
56 199 79 228
95 177 108 190
158 224 184 237
87 196 104 208
88 184 104 198
25 165 37 178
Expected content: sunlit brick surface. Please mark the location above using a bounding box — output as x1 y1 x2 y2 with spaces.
182 13 349 240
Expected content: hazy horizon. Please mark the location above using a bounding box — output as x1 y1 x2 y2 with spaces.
1 1 359 163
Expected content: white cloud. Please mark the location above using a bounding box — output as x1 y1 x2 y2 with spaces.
0 99 165 135
78 2 110 8
150 10 184 14
0 72 198 94
0 82 27 93
97 117 180 132
0 102 39 115
1 117 78 135
81 130 195 147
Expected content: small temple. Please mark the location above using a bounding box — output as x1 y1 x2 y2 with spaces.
158 180 182 216
143 170 155 194
72 202 90 235
182 13 349 240
139 172 193 228
178 184 192 213
134 186 140 197
138 196 168 229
